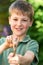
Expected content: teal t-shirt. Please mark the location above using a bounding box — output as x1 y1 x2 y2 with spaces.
0 35 39 65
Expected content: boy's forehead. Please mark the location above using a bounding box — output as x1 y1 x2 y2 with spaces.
10 12 29 19
10 8 28 16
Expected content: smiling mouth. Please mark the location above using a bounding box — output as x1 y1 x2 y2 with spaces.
15 28 23 31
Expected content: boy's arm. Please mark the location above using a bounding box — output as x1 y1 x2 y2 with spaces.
0 42 8 54
0 35 18 54
8 51 34 65
18 51 34 65
8 40 39 65
0 36 12 54
18 41 39 65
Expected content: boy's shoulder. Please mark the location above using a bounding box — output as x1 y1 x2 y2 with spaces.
28 38 39 46
25 35 39 46
24 35 38 43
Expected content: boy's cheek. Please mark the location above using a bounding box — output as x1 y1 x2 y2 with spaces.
23 25 29 29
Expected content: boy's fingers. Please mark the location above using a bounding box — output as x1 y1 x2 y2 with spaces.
9 53 14 57
10 64 15 65
10 64 14 65
6 35 13 48
8 53 14 59
8 58 18 64
6 36 12 43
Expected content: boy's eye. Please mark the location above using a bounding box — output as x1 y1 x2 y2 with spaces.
13 19 18 21
22 19 27 22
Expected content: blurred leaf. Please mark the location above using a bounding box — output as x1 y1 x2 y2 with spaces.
35 20 43 28
34 9 43 20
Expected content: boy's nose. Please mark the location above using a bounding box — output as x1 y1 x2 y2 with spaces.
17 21 22 26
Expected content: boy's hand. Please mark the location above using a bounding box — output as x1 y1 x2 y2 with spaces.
4 35 18 49
0 35 13 54
4 35 13 49
8 53 19 65
0 35 19 54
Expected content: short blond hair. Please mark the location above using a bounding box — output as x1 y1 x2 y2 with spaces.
9 0 34 21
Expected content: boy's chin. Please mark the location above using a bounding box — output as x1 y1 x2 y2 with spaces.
14 33 25 36
15 34 22 36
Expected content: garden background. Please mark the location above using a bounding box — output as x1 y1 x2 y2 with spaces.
0 0 43 65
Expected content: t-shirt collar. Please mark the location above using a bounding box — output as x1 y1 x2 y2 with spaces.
20 35 31 43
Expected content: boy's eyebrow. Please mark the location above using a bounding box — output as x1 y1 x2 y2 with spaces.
13 17 17 19
21 16 29 19
21 17 29 20
12 17 18 19
12 18 28 20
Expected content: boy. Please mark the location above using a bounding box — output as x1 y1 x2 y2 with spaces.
0 0 39 65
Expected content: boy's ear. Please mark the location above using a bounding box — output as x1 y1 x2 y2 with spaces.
29 21 33 27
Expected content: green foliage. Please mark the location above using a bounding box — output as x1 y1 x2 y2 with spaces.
27 0 43 65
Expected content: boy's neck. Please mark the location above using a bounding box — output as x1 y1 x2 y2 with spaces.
12 34 26 42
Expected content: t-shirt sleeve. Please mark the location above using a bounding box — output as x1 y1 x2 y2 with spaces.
0 37 6 64
0 37 5 45
26 40 39 65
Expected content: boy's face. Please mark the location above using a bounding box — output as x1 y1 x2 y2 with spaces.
9 11 32 36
